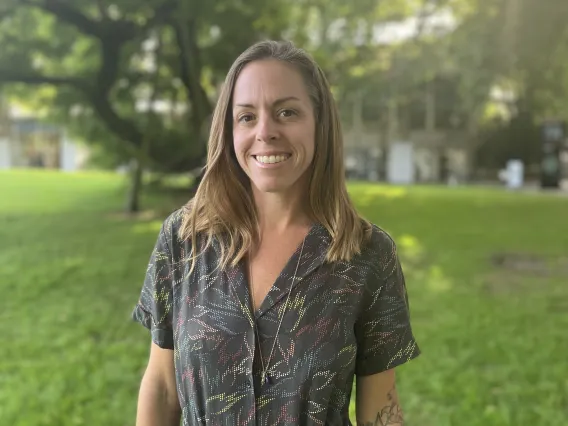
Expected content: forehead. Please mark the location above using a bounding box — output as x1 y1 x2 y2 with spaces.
232 59 310 105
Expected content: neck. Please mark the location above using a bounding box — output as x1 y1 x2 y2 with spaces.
252 187 312 236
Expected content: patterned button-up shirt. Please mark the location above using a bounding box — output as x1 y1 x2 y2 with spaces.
132 209 420 425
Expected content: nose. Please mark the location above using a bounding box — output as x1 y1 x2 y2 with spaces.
255 113 278 142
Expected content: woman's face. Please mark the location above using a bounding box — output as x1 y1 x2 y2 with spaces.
231 59 316 196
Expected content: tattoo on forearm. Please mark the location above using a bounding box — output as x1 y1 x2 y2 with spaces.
357 386 404 426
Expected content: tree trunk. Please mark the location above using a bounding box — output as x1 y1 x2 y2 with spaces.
377 102 389 181
126 158 143 214
464 106 482 182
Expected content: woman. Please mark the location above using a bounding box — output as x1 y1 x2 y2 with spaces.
132 40 420 426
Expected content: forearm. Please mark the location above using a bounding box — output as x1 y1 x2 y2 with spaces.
356 398 404 426
136 372 181 426
356 370 404 426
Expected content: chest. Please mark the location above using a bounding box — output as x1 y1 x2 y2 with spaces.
174 259 363 346
171 258 364 415
166 231 371 424
248 239 302 312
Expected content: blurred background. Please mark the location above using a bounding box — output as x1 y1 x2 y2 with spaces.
0 0 567 425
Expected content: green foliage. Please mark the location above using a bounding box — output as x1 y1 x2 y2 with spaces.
2 0 568 172
0 0 291 172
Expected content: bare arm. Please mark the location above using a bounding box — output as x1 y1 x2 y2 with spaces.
356 369 404 426
136 342 181 426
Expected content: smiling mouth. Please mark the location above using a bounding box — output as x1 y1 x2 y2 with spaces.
253 154 291 164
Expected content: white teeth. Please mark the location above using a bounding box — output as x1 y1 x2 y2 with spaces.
255 155 289 164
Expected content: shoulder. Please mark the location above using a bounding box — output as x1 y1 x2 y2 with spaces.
332 223 400 284
157 205 217 264
156 207 186 250
351 223 403 285
363 223 399 262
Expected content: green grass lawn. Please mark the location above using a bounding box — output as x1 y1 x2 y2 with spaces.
1 170 567 426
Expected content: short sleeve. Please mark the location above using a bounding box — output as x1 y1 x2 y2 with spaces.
355 233 420 376
132 222 175 350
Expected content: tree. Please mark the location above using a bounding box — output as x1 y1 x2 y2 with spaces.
0 0 290 212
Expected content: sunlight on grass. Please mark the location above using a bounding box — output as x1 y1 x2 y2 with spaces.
131 220 164 235
349 183 409 209
362 184 408 198
60 256 87 271
425 265 453 293
397 234 424 262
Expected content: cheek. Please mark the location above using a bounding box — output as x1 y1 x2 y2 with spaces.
232 131 247 159
232 132 254 173
304 122 316 162
302 140 315 162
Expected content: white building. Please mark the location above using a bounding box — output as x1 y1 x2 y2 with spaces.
0 108 88 171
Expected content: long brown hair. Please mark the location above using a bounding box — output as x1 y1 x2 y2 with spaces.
181 40 371 271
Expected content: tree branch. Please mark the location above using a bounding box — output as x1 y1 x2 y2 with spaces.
142 0 176 32
27 0 103 37
0 67 144 151
96 0 109 20
0 69 87 90
88 91 145 153
93 2 176 94
28 0 176 41
3 0 194 169
96 37 122 95
173 14 211 134
0 6 18 22
24 0 175 97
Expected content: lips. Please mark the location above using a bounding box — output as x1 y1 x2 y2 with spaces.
253 154 291 164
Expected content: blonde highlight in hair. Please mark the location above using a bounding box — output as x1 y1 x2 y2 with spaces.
181 40 371 272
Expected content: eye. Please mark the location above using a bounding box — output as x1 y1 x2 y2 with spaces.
238 113 255 123
279 109 297 118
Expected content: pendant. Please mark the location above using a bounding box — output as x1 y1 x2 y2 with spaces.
262 372 271 386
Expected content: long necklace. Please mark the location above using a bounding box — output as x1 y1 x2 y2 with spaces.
249 237 306 386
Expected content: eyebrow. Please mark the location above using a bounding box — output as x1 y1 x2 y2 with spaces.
234 96 301 109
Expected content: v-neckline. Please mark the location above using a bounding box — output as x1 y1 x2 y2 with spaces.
237 222 331 319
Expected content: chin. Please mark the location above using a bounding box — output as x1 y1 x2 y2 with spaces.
249 172 308 195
